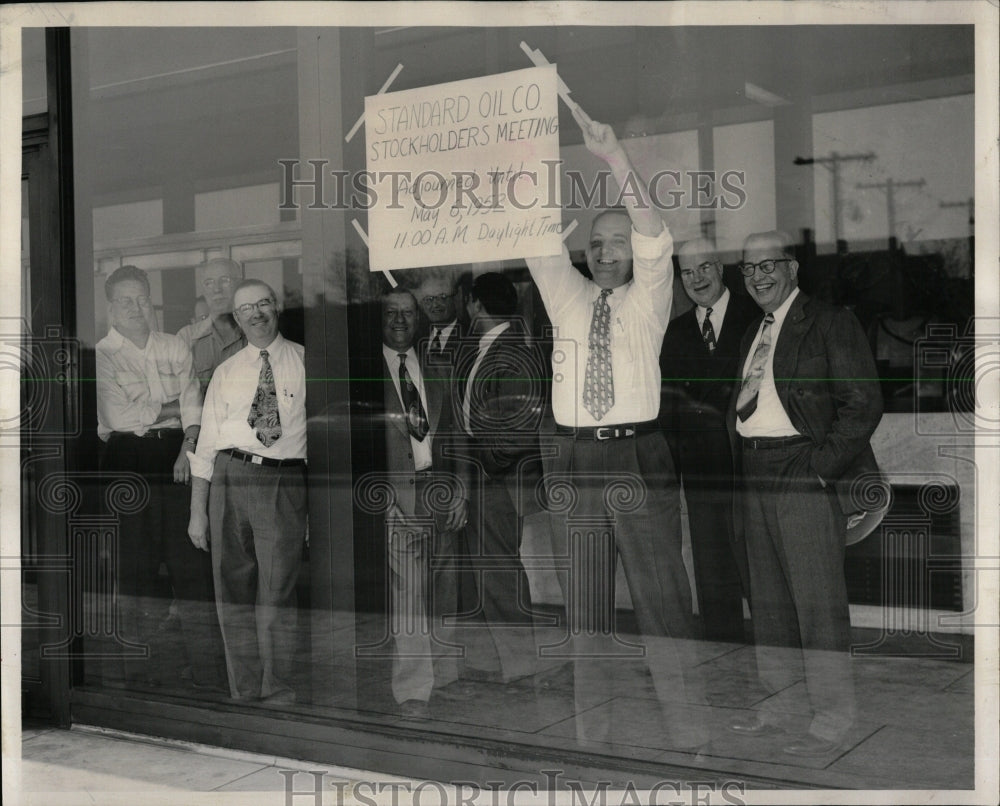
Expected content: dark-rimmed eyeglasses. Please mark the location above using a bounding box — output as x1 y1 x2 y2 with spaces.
739 258 792 277
235 298 275 316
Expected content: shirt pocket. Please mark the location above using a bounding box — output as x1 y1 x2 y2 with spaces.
115 369 149 403
155 358 182 400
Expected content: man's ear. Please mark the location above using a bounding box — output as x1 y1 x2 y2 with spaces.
789 259 799 281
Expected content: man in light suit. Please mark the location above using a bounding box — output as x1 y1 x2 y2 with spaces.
660 237 758 642
378 288 468 720
457 272 544 686
728 230 882 757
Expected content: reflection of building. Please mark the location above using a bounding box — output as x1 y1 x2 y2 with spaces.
17 17 983 791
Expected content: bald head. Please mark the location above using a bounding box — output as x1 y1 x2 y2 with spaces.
678 237 725 308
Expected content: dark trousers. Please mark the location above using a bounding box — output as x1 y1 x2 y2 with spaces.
101 431 226 688
209 452 306 700
543 430 707 747
741 440 855 741
673 426 749 641
464 473 538 682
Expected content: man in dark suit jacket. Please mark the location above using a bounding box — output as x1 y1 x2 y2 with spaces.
456 272 544 685
727 231 882 758
378 288 468 719
660 237 758 642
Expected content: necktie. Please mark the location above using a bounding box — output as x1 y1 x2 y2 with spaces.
702 307 717 352
583 288 614 421
247 349 282 447
398 353 429 441
430 327 442 354
736 314 775 422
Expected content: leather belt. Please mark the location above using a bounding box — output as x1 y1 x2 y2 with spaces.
223 448 306 468
741 435 812 450
111 429 182 440
555 421 659 441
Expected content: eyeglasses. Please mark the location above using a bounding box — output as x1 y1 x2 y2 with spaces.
234 298 275 316
112 295 151 309
680 261 718 279
421 293 453 306
202 276 235 291
739 258 792 277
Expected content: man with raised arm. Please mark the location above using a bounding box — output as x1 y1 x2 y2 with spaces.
527 108 705 749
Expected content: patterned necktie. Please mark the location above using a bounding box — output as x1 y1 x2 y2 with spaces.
736 313 775 422
583 288 614 421
247 349 282 447
398 353 429 441
702 307 717 352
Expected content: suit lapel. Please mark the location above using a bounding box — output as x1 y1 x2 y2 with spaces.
382 356 410 440
772 292 812 396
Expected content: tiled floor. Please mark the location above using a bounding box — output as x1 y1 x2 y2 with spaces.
27 600 981 797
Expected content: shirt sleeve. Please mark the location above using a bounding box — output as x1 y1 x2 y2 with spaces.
526 246 590 323
188 367 223 481
629 223 674 329
95 347 160 436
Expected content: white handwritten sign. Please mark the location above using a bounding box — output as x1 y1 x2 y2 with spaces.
364 65 563 272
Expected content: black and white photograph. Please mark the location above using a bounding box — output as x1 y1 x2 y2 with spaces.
2 2 997 804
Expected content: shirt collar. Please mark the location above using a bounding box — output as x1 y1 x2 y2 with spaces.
382 342 417 367
106 325 152 353
697 287 730 322
769 286 800 326
243 332 285 361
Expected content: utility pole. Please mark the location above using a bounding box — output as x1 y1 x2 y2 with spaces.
794 151 875 250
857 177 926 247
939 196 974 231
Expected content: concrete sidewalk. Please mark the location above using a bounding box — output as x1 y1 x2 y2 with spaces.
13 724 410 806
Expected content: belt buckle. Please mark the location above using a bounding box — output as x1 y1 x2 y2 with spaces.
251 454 263 465
595 426 613 440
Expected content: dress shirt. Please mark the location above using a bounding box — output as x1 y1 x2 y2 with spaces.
528 225 674 426
382 344 433 471
695 287 731 341
176 316 212 349
189 334 307 481
736 287 801 438
430 320 458 352
462 321 511 435
96 327 201 441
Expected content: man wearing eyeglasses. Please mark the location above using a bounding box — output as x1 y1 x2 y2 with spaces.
96 265 227 692
187 280 307 704
727 230 882 757
659 237 759 642
414 269 464 370
189 257 247 393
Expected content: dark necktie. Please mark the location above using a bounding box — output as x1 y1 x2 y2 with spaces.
398 353 429 441
702 307 717 352
430 327 442 354
247 349 282 447
736 314 775 422
583 288 614 421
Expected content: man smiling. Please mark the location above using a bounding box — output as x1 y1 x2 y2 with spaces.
188 279 307 704
728 230 882 756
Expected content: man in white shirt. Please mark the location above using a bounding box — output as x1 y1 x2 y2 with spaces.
96 265 226 691
187 279 307 704
176 296 210 348
727 230 882 757
526 109 705 748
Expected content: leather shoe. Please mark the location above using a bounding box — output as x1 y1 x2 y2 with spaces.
783 735 842 757
399 699 430 720
728 715 783 737
433 680 478 701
